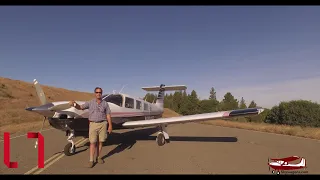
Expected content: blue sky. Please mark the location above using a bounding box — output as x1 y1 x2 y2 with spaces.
1 6 320 108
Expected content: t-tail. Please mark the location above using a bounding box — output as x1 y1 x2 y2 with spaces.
142 84 187 109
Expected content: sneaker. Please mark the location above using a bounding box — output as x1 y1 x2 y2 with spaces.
87 161 94 168
97 157 104 164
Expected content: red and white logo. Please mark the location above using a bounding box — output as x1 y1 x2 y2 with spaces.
268 156 307 175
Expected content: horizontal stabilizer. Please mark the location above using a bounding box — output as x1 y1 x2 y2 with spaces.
122 108 264 128
142 85 187 91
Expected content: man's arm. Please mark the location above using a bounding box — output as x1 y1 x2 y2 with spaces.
69 100 89 110
105 103 112 129
107 114 112 125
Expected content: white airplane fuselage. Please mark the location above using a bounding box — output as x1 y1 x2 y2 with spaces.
28 93 164 135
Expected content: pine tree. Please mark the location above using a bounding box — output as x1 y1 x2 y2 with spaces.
209 87 217 100
239 97 247 109
248 100 257 108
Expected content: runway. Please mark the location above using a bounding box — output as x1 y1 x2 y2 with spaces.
1 122 320 174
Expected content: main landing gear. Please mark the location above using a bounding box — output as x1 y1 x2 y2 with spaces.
156 124 170 146
64 130 76 156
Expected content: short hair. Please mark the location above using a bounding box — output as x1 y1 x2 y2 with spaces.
94 87 103 93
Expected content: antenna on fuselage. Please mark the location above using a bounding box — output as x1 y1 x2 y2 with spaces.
118 84 128 94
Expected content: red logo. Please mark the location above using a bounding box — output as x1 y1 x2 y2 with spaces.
3 132 44 168
268 156 307 174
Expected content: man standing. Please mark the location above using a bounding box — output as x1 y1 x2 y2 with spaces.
69 87 112 168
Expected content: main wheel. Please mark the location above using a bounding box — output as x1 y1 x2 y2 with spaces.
64 143 76 156
156 133 165 146
276 171 280 175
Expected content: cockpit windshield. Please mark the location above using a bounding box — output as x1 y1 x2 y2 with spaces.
103 94 123 107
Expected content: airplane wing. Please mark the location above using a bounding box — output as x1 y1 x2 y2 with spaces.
270 156 300 162
122 108 264 128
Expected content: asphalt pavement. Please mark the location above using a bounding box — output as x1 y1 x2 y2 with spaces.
1 122 320 174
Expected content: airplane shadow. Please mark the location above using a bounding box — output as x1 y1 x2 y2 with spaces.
76 126 238 160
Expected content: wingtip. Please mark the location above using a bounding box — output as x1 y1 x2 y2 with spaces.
258 108 264 114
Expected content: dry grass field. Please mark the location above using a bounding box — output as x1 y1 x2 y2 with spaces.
1 76 320 141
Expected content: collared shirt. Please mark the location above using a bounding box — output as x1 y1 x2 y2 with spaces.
81 99 111 122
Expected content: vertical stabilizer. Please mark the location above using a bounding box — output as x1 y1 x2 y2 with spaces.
156 84 165 106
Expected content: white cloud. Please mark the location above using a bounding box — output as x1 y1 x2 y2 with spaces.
216 76 320 108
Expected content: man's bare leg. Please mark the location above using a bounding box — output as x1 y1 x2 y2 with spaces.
90 143 96 162
96 142 104 164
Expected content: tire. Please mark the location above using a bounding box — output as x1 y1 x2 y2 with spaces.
64 143 76 156
156 133 165 146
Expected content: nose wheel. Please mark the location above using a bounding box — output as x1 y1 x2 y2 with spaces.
64 142 76 156
64 130 76 156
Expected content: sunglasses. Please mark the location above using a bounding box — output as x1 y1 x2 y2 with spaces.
95 91 102 94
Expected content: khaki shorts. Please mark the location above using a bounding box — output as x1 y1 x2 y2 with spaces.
89 121 107 143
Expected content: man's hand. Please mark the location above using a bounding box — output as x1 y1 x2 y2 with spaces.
107 125 112 134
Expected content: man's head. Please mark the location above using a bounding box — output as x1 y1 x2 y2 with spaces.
94 87 103 100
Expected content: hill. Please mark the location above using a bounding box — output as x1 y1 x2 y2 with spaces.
1 76 320 141
0 77 180 137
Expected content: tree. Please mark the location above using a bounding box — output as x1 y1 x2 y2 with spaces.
220 92 239 111
248 100 257 108
172 91 183 113
144 93 157 103
209 87 217 100
199 99 219 113
239 97 247 109
266 100 320 127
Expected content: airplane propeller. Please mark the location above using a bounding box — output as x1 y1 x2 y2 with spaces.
48 103 72 111
268 157 270 171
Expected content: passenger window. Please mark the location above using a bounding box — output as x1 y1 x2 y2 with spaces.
125 97 134 109
136 100 142 110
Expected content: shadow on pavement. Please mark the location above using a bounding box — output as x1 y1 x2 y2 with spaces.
76 126 238 160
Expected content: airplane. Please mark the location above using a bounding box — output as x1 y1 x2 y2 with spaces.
25 79 265 156
268 156 307 174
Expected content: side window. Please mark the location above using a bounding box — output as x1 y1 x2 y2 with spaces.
136 100 142 110
144 103 148 111
125 97 134 109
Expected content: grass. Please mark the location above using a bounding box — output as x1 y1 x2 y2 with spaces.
200 120 320 140
1 76 320 141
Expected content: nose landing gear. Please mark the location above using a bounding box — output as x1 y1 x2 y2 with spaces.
64 130 76 156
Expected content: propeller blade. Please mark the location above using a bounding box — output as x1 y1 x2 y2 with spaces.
33 79 47 105
48 103 71 111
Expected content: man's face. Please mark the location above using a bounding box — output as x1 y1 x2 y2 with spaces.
95 88 102 99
